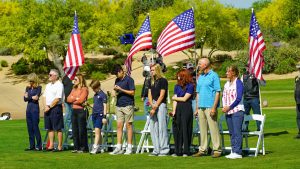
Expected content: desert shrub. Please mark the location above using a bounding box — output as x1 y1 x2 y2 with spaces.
0 47 12 55
1 60 8 67
90 71 107 81
0 67 2 71
212 54 232 63
121 44 132 52
11 58 29 75
100 48 118 55
214 59 233 78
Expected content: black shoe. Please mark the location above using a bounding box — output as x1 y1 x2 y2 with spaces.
43 148 54 152
24 148 34 151
35 147 42 151
295 134 300 139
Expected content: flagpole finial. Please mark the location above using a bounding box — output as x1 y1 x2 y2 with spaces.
192 7 194 11
75 11 77 15
147 13 149 16
251 8 254 13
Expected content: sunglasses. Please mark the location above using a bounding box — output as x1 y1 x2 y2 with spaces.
49 74 56 77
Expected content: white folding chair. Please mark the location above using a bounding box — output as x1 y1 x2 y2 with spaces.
135 115 152 153
242 114 266 157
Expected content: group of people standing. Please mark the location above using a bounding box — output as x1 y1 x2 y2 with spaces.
23 57 263 159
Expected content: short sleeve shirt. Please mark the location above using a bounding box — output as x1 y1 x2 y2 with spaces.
174 83 194 103
150 78 168 103
93 90 107 115
196 70 221 108
115 75 135 107
44 81 64 105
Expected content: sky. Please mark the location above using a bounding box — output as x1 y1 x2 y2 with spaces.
219 0 259 8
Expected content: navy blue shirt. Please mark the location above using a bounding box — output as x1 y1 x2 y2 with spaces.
115 75 135 107
24 86 42 104
93 90 107 115
174 83 194 103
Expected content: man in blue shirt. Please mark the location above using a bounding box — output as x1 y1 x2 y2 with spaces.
193 58 222 158
110 65 135 155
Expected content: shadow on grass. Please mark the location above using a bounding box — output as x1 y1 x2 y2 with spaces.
264 130 289 137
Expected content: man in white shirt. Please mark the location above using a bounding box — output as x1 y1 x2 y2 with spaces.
43 69 64 151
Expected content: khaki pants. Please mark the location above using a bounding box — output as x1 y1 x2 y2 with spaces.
198 108 221 152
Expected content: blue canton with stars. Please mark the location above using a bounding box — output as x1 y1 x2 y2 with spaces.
249 12 261 39
136 16 151 37
173 9 195 31
72 14 80 34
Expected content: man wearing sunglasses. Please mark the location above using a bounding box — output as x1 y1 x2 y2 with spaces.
43 69 64 152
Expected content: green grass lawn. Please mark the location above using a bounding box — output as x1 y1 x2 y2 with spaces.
0 78 299 169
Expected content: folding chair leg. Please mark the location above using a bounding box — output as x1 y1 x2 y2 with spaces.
136 133 145 153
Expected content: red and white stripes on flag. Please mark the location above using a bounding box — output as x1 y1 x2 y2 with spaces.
248 10 266 80
125 16 152 76
156 9 195 57
64 13 84 80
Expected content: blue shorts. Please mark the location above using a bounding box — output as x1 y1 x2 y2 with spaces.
44 105 64 131
92 113 103 129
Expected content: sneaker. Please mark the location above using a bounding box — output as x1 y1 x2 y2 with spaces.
124 149 132 155
148 152 158 156
211 151 222 158
192 151 205 157
90 145 99 155
227 153 242 159
182 154 188 157
225 152 234 158
109 148 123 155
71 150 78 153
171 154 178 157
158 153 168 157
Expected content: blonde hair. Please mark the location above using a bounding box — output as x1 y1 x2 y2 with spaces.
27 73 39 88
151 64 164 86
73 74 87 89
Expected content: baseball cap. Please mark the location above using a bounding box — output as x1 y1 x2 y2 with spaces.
186 63 194 69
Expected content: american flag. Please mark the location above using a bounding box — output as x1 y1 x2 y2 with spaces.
248 10 266 80
125 16 152 76
156 8 195 57
64 12 85 80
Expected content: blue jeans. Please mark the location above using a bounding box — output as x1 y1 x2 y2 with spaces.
244 98 261 130
143 97 149 116
64 102 73 132
226 111 244 155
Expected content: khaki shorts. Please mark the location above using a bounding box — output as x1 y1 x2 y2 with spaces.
116 105 134 122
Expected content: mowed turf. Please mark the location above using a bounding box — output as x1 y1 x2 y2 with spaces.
0 78 299 169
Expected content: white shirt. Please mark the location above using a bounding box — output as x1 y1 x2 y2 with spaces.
44 80 64 106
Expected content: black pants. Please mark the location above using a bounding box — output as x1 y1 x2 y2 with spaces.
173 102 193 155
72 109 88 151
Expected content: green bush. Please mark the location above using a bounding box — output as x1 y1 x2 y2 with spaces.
90 71 107 81
1 60 8 67
214 59 233 78
11 58 29 75
274 58 296 74
164 66 178 80
81 62 98 75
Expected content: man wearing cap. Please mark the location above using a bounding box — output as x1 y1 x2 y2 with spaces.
110 64 135 155
43 69 64 151
295 65 300 139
